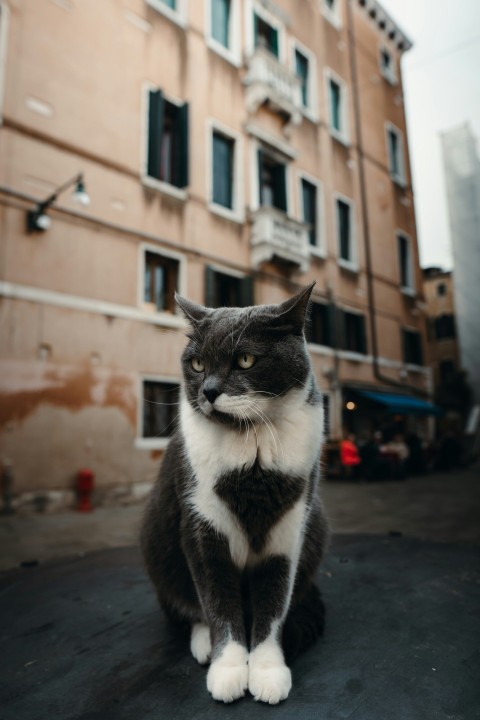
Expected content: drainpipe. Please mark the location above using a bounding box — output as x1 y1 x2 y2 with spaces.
346 0 429 398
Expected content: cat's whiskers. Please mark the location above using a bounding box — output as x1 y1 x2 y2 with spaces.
243 399 285 464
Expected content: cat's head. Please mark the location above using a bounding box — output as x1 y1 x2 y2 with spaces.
177 284 315 426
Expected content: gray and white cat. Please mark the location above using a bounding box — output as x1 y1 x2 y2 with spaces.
141 283 329 704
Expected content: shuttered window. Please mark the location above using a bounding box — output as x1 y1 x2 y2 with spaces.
258 149 287 212
337 310 367 354
211 0 230 48
402 329 424 366
205 266 254 308
212 131 234 209
143 252 179 312
306 302 334 347
329 78 341 132
337 198 352 262
398 233 413 290
295 49 309 107
147 89 189 188
301 178 318 247
254 13 279 57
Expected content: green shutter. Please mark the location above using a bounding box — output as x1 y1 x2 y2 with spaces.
177 102 189 188
205 265 216 307
147 90 164 179
213 133 233 208
239 275 254 307
271 26 279 57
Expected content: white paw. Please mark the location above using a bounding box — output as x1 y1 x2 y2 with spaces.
248 663 292 704
206 641 249 703
190 623 211 665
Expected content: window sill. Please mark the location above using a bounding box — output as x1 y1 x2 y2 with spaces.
142 175 188 202
323 8 342 30
300 106 320 124
307 343 334 356
208 202 245 224
390 173 407 189
338 258 359 273
310 246 326 260
405 363 427 374
400 286 416 298
134 437 171 450
381 70 398 86
330 128 351 148
145 0 186 28
207 38 241 68
339 350 368 363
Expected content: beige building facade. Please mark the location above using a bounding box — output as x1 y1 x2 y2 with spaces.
0 0 431 506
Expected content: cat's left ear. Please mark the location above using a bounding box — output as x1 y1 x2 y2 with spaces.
272 282 316 335
175 293 211 325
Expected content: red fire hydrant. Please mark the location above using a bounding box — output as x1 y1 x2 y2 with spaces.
76 468 94 512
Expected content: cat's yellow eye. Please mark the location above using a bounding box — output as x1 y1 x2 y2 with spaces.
237 353 256 370
191 357 205 373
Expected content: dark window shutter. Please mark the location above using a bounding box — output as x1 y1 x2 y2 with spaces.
213 133 233 208
271 26 279 57
358 315 367 354
257 148 264 206
147 89 164 179
177 102 189 188
335 307 346 350
205 265 217 307
239 275 254 307
274 163 287 212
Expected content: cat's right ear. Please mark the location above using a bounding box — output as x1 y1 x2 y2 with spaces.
175 293 210 325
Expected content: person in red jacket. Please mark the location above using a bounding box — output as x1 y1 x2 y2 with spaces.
340 433 361 479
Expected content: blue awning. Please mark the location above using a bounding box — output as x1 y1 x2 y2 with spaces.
355 390 442 416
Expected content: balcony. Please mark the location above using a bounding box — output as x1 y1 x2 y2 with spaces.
244 48 302 126
250 207 311 273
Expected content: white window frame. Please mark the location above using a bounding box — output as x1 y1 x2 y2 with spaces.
396 230 416 296
138 242 187 315
145 0 187 29
244 0 286 62
207 118 244 223
141 82 188 202
249 137 293 215
334 192 358 272
205 0 241 67
290 39 319 123
136 374 181 450
297 171 325 257
385 121 406 187
325 68 350 146
322 0 342 30
379 44 397 85
0 1 9 126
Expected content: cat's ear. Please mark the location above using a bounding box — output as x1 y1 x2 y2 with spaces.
175 293 210 325
270 282 316 335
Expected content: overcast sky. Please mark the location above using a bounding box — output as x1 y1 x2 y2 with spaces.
379 0 480 269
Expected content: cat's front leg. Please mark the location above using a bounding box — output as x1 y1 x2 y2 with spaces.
183 518 249 703
248 555 294 704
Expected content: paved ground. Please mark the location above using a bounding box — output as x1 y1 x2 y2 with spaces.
1 466 479 571
1 535 479 720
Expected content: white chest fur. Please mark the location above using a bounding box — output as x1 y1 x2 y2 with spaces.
180 387 324 567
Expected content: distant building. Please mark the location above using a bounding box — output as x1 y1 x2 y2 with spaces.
0 0 432 507
441 124 480 403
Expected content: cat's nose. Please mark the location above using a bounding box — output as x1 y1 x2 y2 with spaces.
203 381 221 404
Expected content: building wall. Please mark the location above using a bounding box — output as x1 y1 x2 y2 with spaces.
0 0 429 503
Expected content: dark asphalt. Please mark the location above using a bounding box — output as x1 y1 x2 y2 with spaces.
1 535 479 720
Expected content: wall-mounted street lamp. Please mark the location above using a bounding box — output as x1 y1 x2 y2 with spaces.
26 173 90 233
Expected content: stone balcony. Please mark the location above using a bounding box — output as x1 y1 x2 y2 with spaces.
244 47 302 125
250 206 311 273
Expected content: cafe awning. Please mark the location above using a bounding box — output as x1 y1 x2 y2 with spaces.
355 390 442 416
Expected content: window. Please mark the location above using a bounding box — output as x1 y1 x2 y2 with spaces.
327 71 348 143
254 12 279 57
295 49 309 108
212 131 234 209
380 47 396 84
435 314 456 340
386 123 405 185
258 149 287 212
208 0 240 63
211 0 230 48
306 302 333 347
323 0 341 28
398 233 414 292
336 197 355 266
142 380 180 439
147 89 189 190
146 0 186 27
437 282 447 297
338 310 367 355
439 360 455 383
301 178 319 247
402 329 424 366
205 267 254 308
143 251 179 312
